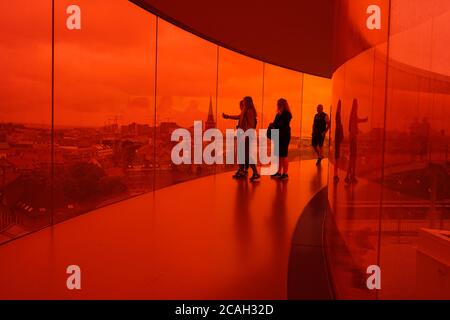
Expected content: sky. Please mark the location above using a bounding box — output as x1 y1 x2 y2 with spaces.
0 0 331 134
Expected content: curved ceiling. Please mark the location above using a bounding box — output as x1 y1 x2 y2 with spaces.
130 0 334 78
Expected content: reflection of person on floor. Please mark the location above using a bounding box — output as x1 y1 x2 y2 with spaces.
233 178 255 258
269 98 292 181
223 100 245 177
269 179 288 257
223 96 260 182
312 104 330 166
345 99 368 185
333 100 344 182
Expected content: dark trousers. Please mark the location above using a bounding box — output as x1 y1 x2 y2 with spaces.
239 137 257 174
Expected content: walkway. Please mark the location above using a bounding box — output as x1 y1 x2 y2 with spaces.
0 159 328 299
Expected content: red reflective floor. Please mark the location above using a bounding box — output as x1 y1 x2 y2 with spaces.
0 160 327 299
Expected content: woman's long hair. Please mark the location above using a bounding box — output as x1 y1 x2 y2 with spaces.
243 96 257 116
277 98 291 114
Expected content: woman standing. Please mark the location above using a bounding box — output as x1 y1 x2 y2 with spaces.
223 96 260 181
270 98 292 181
223 100 246 178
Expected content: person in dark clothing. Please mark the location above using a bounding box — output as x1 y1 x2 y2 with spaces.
418 117 431 161
241 96 260 182
312 104 330 166
269 98 292 181
223 96 260 182
223 100 246 178
333 100 344 182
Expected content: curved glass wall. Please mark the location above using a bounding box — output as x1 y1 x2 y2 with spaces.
262 64 303 161
327 0 450 299
0 1 331 244
154 19 217 188
52 0 157 223
216 48 264 174
2 0 447 300
0 0 53 242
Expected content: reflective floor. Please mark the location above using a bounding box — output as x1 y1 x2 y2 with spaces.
0 159 327 299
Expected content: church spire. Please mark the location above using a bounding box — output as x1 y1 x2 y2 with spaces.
205 96 216 130
208 96 214 119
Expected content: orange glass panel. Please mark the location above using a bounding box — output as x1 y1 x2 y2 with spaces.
0 0 52 243
216 47 263 173
380 0 450 299
263 64 303 161
53 0 156 223
327 0 389 300
328 0 450 300
155 19 218 187
217 48 263 132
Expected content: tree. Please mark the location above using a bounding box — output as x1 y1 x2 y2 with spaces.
63 162 105 202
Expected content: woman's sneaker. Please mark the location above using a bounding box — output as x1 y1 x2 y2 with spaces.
271 172 282 179
233 170 247 179
278 173 289 181
232 170 242 178
250 173 261 182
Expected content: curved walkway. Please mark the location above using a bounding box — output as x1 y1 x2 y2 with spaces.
0 159 328 299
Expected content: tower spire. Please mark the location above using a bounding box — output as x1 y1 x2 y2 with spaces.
205 96 216 129
208 96 213 118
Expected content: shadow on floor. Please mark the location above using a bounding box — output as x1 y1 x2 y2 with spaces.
287 187 334 300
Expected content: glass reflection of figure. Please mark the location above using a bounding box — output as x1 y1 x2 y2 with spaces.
345 99 368 185
333 100 344 183
419 117 431 162
409 118 421 161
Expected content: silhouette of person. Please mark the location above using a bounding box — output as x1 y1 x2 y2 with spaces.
333 100 344 182
409 117 421 160
269 98 292 181
345 99 368 185
312 104 330 166
418 117 430 161
223 100 245 178
223 96 260 182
